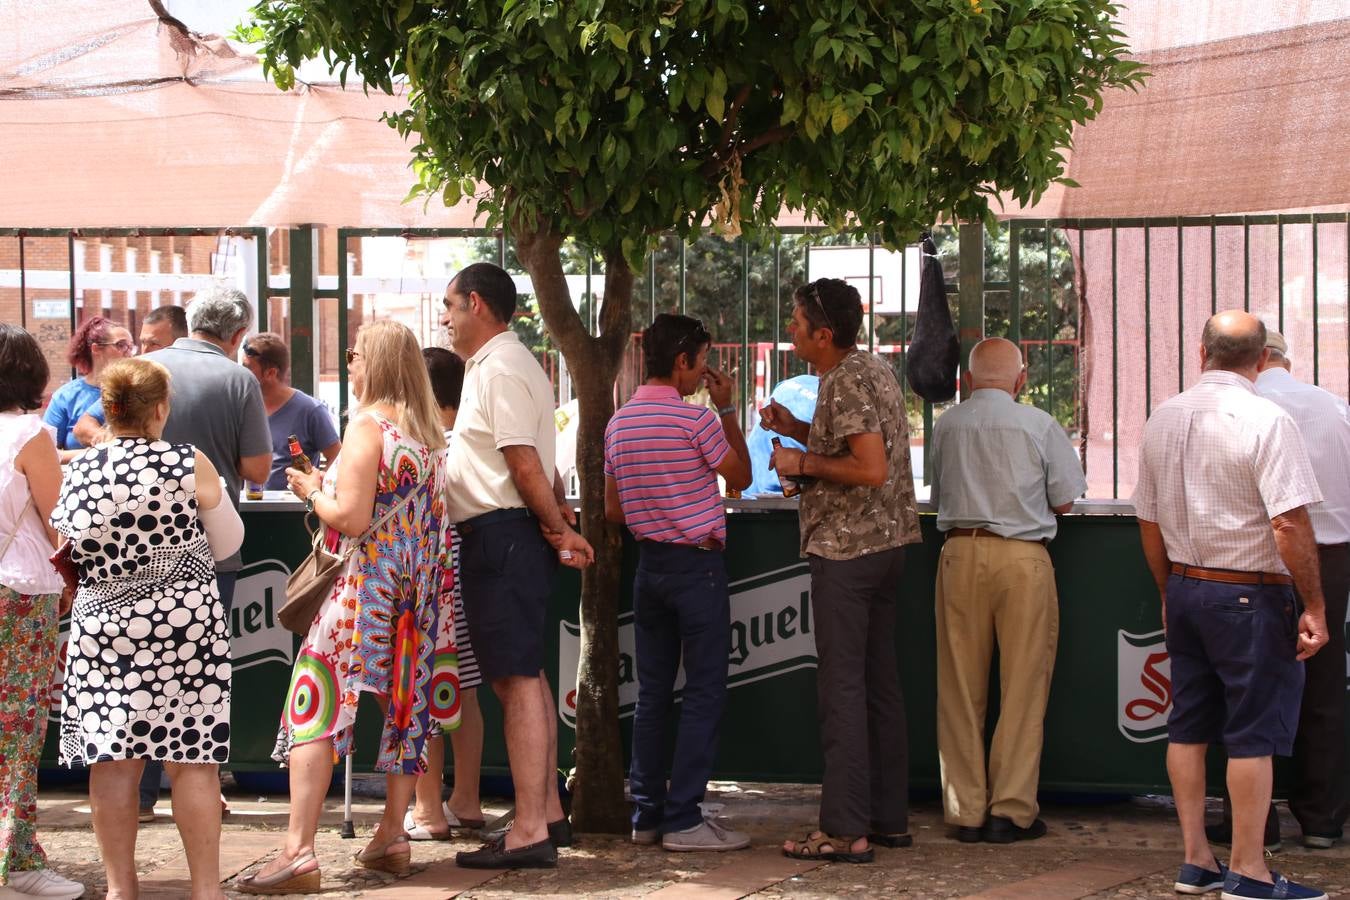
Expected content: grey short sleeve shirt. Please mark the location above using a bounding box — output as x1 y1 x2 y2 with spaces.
930 389 1086 541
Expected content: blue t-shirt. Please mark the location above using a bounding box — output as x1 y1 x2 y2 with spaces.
746 374 820 497
43 376 102 450
265 391 340 489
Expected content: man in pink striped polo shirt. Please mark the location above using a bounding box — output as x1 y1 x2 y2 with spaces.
604 313 752 852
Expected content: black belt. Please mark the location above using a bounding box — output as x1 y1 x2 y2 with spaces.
458 507 533 535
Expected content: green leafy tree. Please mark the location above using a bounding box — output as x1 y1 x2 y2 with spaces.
242 0 1142 832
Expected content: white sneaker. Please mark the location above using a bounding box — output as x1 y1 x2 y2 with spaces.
3 868 85 899
661 816 751 852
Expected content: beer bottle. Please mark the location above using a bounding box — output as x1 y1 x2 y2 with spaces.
288 434 313 474
773 438 800 498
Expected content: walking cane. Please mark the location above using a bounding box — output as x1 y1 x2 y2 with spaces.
340 753 355 838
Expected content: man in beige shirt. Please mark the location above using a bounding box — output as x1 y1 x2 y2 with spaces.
440 263 593 870
1135 311 1329 899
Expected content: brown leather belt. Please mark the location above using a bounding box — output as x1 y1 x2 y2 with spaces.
1170 563 1292 586
945 527 1048 547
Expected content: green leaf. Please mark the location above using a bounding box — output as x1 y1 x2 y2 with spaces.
606 23 630 52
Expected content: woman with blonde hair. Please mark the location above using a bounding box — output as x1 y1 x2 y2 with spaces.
237 321 449 894
53 357 244 900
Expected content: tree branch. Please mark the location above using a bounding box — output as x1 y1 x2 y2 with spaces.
699 123 795 178
715 84 753 156
598 249 634 362
512 221 591 362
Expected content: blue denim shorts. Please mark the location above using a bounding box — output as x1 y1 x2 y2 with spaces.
1164 573 1304 757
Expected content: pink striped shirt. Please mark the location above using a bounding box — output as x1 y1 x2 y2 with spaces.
604 385 730 546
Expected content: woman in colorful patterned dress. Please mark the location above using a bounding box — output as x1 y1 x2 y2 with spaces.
236 321 448 895
0 324 84 900
54 357 244 900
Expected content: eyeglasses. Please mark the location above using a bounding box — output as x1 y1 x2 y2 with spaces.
95 339 136 353
802 285 837 336
242 344 261 358
345 347 361 364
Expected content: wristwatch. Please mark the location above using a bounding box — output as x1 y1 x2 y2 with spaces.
305 489 321 512
717 405 736 417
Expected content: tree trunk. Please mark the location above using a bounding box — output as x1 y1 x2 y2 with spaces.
514 225 633 834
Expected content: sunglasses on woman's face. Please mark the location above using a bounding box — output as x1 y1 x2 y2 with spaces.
345 347 361 365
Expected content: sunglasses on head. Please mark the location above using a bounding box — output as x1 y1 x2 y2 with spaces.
803 284 837 336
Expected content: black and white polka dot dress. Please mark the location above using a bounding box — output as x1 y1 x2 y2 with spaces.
52 438 231 766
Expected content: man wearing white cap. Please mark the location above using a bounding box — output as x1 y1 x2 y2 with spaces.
1248 329 1350 849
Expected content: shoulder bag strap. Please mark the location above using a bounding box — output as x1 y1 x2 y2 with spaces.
315 462 437 559
0 495 35 563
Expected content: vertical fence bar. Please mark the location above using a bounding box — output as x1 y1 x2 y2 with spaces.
1111 221 1119 498
740 238 750 427
957 224 985 400
1312 220 1320 384
17 236 26 330
497 230 506 267
648 250 656 322
1078 224 1087 478
257 228 270 332
288 227 315 396
867 236 876 352
1144 223 1152 415
586 252 595 333
678 241 687 314
1177 221 1185 394
899 236 908 383
1243 217 1251 312
772 235 781 386
1045 223 1054 418
337 228 349 421
67 232 77 346
1215 215 1225 317
1278 214 1285 333
1008 223 1021 345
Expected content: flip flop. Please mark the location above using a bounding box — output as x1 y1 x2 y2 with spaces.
402 809 451 841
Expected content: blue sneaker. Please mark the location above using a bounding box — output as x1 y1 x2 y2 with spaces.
1175 861 1227 894
1221 870 1327 900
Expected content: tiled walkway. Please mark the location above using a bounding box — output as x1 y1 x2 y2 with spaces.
31 782 1350 898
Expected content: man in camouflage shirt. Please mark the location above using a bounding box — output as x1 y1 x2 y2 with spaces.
763 278 922 863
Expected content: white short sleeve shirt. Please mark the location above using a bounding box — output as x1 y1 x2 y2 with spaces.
444 331 557 523
1134 370 1322 573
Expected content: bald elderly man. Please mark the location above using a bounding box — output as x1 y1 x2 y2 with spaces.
929 338 1086 844
1136 311 1329 899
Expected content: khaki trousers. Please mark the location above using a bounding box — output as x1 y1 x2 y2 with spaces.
935 535 1059 828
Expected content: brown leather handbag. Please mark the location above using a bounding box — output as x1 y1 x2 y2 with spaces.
278 479 428 635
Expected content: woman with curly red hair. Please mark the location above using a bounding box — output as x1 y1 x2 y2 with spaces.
42 314 134 454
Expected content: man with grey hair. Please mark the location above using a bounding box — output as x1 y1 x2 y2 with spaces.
75 285 271 819
1135 310 1330 899
1245 329 1350 850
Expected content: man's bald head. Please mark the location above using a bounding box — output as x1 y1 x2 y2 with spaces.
967 338 1025 394
1201 311 1267 373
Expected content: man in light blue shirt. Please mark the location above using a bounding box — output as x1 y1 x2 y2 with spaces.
929 337 1085 845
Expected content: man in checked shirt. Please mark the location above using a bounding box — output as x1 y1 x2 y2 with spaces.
1135 310 1330 900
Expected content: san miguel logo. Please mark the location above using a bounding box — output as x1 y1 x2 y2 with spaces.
1117 629 1171 743
229 559 297 672
557 563 815 727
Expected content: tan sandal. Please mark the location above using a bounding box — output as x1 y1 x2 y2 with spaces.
355 834 411 874
234 851 321 895
782 831 873 863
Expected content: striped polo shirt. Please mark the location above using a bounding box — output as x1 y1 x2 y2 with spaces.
604 384 730 546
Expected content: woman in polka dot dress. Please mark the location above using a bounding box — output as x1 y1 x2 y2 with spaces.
52 358 244 900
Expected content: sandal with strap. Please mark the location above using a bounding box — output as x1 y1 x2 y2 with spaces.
782 831 874 864
403 809 451 841
234 851 321 895
355 834 412 874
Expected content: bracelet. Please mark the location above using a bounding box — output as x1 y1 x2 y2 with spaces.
799 452 808 477
717 404 736 418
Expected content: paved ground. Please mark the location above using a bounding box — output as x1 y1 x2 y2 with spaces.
31 780 1350 898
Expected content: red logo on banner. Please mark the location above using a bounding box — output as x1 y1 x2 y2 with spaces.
1125 650 1172 721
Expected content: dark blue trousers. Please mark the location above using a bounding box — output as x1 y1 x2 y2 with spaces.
629 542 730 834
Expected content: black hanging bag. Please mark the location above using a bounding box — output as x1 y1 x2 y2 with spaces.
905 233 960 403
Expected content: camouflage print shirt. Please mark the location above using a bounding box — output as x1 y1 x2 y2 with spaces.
799 350 921 559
